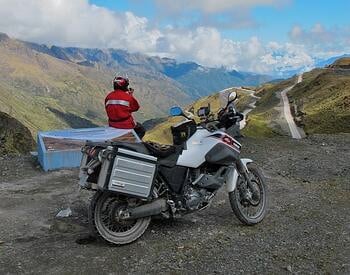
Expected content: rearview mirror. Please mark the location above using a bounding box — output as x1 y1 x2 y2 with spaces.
228 91 238 102
169 106 183 116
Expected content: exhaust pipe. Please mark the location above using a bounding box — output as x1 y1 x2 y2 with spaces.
126 199 168 220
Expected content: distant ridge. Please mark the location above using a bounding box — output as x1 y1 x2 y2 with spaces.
18 34 273 99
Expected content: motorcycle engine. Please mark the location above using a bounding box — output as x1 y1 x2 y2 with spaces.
184 186 213 211
182 169 217 211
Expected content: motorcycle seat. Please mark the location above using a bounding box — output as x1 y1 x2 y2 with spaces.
113 142 150 155
143 141 176 158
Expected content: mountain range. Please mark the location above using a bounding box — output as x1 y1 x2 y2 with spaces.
1 32 349 140
21 37 273 98
0 32 273 135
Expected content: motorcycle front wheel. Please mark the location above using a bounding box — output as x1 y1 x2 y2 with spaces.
89 191 151 245
229 163 268 225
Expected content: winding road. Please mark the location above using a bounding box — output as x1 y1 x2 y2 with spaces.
219 74 304 138
280 75 303 139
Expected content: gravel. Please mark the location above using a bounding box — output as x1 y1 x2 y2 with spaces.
0 134 349 274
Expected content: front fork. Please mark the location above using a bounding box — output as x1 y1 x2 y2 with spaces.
226 158 254 194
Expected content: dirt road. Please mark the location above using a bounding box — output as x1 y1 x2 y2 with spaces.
0 134 349 274
280 75 303 139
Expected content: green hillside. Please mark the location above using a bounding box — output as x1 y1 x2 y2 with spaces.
0 111 35 155
0 35 191 137
328 57 350 69
289 68 350 134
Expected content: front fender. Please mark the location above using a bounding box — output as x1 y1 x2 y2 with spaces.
226 158 253 193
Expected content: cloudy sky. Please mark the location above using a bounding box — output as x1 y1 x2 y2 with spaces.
0 0 349 75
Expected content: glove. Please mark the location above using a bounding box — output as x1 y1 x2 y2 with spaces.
128 87 134 95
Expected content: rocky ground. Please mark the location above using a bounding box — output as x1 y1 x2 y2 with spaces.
0 134 349 274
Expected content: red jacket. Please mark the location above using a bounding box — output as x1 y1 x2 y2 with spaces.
105 89 140 129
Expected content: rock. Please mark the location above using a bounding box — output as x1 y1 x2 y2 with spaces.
216 200 226 206
285 265 292 272
56 207 72 218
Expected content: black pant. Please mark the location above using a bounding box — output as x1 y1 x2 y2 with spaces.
134 122 146 139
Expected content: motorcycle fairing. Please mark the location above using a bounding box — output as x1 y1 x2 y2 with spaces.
208 133 241 153
176 128 242 168
205 143 240 166
176 128 220 168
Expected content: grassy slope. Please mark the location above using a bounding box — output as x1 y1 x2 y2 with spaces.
0 38 191 138
289 68 350 134
330 57 350 68
0 39 114 134
0 111 35 154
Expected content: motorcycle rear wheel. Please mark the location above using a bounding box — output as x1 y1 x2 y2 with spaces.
229 163 268 225
89 191 151 245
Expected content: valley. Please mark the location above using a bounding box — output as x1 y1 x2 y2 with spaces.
1 33 349 150
0 33 191 136
0 32 272 144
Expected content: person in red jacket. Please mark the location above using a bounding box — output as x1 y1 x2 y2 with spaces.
105 76 145 139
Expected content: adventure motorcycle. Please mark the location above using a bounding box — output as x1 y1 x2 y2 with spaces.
78 92 268 245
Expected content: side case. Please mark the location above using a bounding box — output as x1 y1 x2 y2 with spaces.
105 148 157 198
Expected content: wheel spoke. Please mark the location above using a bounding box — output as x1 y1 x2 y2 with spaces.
96 195 141 234
236 172 265 219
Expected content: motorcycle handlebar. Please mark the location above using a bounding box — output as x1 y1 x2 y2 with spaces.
199 114 243 132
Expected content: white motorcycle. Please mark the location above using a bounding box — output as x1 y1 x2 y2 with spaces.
79 92 268 245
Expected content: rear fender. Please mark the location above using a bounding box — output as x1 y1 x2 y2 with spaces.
226 158 253 193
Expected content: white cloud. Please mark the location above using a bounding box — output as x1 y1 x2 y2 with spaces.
289 23 333 44
154 0 289 14
0 0 345 75
151 0 290 29
288 23 350 59
153 28 314 74
0 0 162 52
